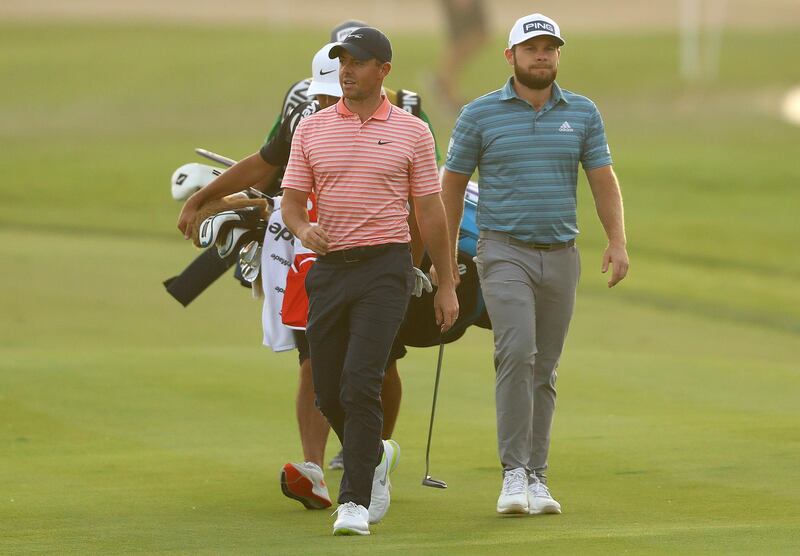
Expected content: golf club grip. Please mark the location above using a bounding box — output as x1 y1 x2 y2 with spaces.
424 340 445 473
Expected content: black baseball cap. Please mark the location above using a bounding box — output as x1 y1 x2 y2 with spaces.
328 27 392 63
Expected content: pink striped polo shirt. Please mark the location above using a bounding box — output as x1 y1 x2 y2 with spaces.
281 96 441 251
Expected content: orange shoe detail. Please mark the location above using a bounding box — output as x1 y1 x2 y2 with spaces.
280 463 332 509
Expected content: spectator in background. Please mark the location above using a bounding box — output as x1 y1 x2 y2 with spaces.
434 0 489 111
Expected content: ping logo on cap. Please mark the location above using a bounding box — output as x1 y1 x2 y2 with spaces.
523 20 556 34
346 33 364 40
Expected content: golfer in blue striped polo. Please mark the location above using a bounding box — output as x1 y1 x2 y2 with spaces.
439 12 629 516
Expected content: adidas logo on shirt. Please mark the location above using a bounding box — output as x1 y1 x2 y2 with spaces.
559 121 574 132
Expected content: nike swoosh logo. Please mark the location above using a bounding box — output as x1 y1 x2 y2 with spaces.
319 69 336 76
378 459 389 486
377 140 392 145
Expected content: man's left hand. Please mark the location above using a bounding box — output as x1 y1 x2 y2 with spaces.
602 242 629 287
434 286 459 332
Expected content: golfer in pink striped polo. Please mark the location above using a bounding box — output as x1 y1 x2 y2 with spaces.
281 27 459 536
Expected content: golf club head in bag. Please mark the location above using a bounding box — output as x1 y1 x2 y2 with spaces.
216 226 264 258
198 210 242 249
238 240 262 284
198 207 265 256
170 162 224 201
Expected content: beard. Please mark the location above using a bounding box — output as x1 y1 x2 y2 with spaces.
513 58 557 90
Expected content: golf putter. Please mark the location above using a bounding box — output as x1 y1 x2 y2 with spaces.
422 338 447 489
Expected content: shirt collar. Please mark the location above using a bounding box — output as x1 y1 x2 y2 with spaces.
335 97 353 116
335 95 393 120
499 77 517 101
551 82 567 105
500 77 569 105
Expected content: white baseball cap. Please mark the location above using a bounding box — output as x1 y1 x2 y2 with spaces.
307 42 342 98
508 13 565 48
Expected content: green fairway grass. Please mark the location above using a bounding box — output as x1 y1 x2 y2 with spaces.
2 21 799 554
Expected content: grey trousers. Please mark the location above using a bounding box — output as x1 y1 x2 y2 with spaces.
475 230 580 478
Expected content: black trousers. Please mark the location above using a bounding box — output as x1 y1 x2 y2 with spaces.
305 244 413 507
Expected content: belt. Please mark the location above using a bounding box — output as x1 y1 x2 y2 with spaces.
317 243 408 264
482 230 575 251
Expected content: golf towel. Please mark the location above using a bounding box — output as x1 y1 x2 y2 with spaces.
260 196 296 352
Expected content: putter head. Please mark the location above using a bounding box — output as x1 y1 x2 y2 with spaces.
422 476 447 489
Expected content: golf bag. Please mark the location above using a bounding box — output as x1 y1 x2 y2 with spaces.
163 247 239 307
165 204 269 306
398 192 491 347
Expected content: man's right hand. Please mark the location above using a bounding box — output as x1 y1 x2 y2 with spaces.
298 224 330 255
177 197 201 239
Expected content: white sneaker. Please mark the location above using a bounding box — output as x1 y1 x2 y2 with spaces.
527 475 562 514
328 449 344 470
497 467 529 514
368 439 399 524
332 502 370 536
388 440 401 473
280 462 332 509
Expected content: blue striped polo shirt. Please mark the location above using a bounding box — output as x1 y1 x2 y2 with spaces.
445 78 613 243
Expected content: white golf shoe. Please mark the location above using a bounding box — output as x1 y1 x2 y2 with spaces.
280 462 332 509
332 502 370 536
527 475 562 514
368 439 400 524
496 467 529 514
